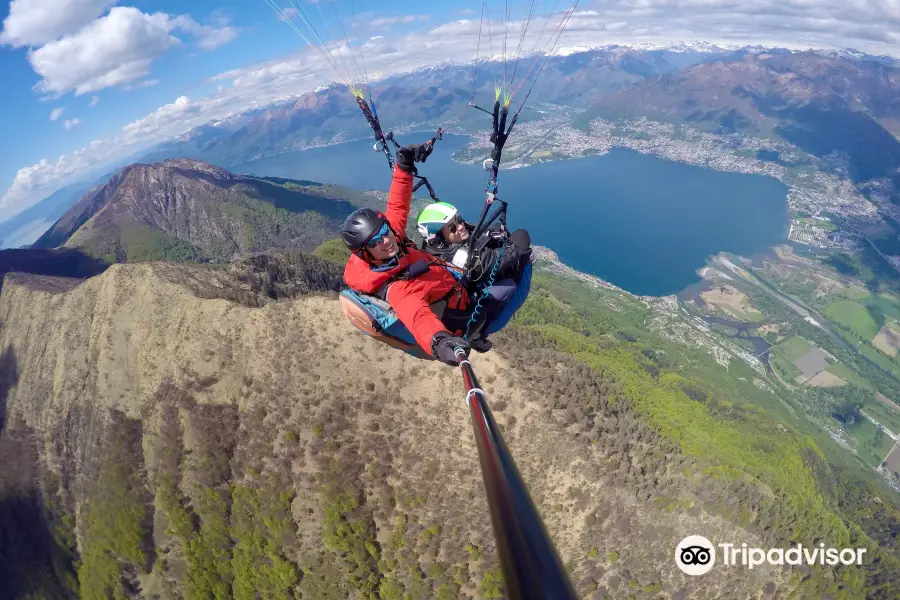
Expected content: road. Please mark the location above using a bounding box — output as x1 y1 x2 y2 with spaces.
713 256 900 386
861 410 899 441
859 232 900 276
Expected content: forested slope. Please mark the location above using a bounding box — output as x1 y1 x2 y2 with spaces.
0 249 896 599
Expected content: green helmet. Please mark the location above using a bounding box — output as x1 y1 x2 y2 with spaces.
416 202 458 242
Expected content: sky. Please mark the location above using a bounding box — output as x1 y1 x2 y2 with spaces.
1 0 899 234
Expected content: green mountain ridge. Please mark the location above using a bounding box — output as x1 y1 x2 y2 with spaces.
32 159 383 264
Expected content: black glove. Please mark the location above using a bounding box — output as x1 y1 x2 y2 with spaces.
396 144 434 174
431 331 470 365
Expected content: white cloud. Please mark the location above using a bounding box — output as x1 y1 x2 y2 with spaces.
89 96 101 107
369 15 431 28
21 8 238 97
559 1 900 51
1 158 82 220
122 96 196 142
4 1 900 220
0 0 116 47
125 79 160 91
170 15 238 51
0 95 207 219
28 7 180 96
49 107 65 121
63 118 83 131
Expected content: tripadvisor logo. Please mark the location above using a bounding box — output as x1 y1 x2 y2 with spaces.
675 536 867 576
676 535 716 575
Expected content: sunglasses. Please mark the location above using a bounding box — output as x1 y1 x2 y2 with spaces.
446 216 465 235
366 222 392 248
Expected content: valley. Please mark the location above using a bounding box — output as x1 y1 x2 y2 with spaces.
667 246 900 492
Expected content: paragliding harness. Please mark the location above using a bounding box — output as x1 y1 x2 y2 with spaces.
340 93 536 354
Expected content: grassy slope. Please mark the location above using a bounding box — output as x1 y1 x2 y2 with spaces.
828 363 872 389
515 270 900 598
864 401 900 434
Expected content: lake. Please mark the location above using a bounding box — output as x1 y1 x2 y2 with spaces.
235 133 789 296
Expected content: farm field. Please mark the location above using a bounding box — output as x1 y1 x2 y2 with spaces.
847 418 896 468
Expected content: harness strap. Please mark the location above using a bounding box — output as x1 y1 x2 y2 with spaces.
372 238 469 308
376 258 433 300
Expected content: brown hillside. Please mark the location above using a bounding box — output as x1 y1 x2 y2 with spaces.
0 262 784 599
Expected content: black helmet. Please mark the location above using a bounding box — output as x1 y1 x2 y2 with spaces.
341 208 387 250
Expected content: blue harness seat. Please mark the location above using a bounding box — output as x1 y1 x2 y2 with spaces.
339 262 533 358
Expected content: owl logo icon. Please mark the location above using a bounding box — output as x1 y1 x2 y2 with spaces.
676 536 716 575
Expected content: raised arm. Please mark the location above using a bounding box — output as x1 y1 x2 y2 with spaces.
385 167 414 238
388 143 435 238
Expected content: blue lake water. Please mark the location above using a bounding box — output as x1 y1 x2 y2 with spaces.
235 133 789 296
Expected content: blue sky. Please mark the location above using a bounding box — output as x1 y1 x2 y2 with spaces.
1 0 899 233
0 0 453 208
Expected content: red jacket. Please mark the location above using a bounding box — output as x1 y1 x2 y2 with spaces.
344 168 469 356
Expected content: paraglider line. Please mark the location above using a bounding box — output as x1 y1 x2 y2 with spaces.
472 0 486 101
502 0 510 92
349 0 372 99
312 0 356 89
484 0 497 91
330 0 367 92
288 0 360 94
263 0 357 93
510 0 579 108
525 0 561 69
508 0 539 89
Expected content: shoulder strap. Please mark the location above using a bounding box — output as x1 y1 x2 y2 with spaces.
376 258 435 300
376 241 468 303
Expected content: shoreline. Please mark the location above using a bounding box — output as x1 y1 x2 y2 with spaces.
531 245 627 295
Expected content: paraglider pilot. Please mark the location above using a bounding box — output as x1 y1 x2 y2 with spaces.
341 144 476 365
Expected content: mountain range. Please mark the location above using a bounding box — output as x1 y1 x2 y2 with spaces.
578 51 900 182
133 46 900 188
6 43 898 251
